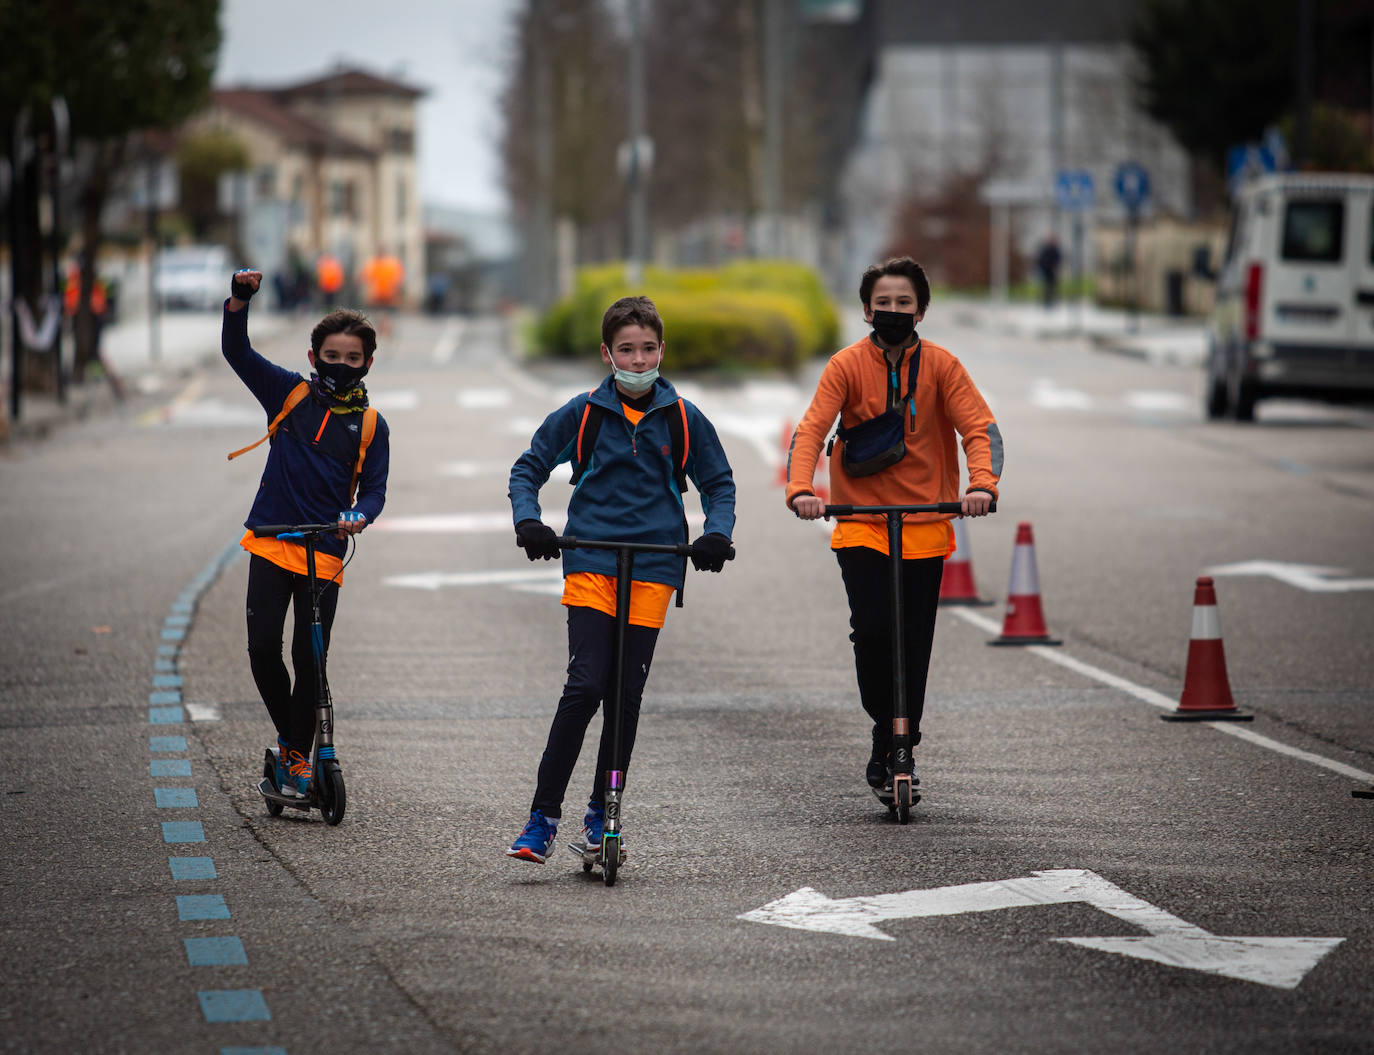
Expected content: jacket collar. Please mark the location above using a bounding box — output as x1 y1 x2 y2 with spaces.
590 374 677 413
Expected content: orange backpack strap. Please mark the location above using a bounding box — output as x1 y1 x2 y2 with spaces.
227 381 311 461
349 407 378 500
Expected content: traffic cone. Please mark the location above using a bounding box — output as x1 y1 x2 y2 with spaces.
1161 576 1252 721
939 516 993 606
989 522 1061 646
774 420 793 486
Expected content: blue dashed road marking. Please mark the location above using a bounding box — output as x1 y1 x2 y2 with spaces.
161 821 205 844
177 894 230 921
221 1046 287 1055
185 937 248 966
155 787 199 808
169 857 217 880
150 690 182 705
198 989 271 1023
149 706 185 724
150 735 188 752
155 657 177 672
150 759 192 777
153 674 184 688
161 626 186 641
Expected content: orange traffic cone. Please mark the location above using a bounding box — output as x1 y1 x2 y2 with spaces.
774 420 794 486
939 516 992 606
1161 576 1252 721
989 522 1061 646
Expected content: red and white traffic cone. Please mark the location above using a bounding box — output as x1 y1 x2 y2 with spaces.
1161 576 1252 722
939 516 992 606
989 522 1061 646
774 420 793 486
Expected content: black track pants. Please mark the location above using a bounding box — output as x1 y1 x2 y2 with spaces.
245 555 340 755
531 605 659 820
835 547 944 751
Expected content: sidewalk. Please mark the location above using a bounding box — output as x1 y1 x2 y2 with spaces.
1 307 291 446
943 296 1208 367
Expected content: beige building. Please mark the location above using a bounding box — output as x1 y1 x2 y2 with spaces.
196 66 425 306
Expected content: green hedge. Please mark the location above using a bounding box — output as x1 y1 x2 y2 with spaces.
534 260 838 372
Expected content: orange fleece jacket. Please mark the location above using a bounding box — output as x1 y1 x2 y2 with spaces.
785 335 1002 522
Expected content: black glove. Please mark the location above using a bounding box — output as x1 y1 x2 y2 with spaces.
515 519 560 561
230 269 257 301
689 532 732 573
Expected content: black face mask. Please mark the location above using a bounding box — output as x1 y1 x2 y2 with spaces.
315 359 368 395
871 309 916 347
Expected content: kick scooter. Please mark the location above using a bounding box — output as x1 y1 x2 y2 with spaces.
252 523 350 826
552 534 734 885
820 500 996 824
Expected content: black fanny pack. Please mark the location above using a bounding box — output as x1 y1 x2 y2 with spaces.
828 339 921 478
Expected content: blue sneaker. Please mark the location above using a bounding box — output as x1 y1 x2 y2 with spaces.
282 749 313 797
506 810 557 863
273 740 295 795
580 801 605 851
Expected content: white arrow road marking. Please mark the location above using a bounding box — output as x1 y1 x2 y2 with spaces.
383 568 564 592
1207 560 1374 593
368 389 418 411
185 703 221 722
457 387 512 409
1030 378 1093 411
739 869 1341 989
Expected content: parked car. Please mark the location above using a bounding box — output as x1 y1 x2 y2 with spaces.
155 245 232 311
1202 173 1374 420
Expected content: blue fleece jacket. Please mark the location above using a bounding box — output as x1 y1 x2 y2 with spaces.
508 375 735 588
222 302 389 559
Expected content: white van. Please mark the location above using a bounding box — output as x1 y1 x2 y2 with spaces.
1204 173 1374 420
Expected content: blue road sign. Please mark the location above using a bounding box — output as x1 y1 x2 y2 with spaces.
1113 162 1151 212
1056 169 1095 212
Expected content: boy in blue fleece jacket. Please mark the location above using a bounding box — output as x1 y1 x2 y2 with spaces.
505 295 736 864
222 269 390 797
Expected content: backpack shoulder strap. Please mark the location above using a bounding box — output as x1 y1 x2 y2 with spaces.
227 381 311 461
568 393 603 486
349 407 378 501
665 397 690 493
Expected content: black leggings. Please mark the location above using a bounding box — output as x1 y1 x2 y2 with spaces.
245 555 340 754
531 606 660 820
835 547 944 750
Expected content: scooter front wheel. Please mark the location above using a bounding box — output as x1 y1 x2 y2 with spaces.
319 761 346 826
602 835 619 887
895 779 912 825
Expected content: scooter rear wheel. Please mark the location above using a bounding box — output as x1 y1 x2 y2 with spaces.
262 758 284 817
895 780 911 825
319 761 346 826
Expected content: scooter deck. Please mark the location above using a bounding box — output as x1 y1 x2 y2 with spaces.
256 777 313 811
871 777 922 808
567 837 626 867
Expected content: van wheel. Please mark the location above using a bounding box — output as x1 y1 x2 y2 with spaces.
1204 377 1228 419
1226 357 1258 422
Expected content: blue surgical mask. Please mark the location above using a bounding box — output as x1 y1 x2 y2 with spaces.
608 345 662 395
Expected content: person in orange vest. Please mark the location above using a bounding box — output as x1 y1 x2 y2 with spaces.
360 250 404 336
315 253 344 309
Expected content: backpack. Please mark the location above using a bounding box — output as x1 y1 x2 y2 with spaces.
569 395 690 493
227 380 378 501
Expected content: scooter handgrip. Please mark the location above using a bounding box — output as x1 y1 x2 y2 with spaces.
254 525 294 538
823 504 853 517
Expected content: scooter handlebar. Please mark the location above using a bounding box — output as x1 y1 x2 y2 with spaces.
253 523 339 538
821 500 996 518
555 536 736 561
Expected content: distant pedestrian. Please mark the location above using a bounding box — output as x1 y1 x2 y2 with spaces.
315 253 344 309
1036 234 1062 309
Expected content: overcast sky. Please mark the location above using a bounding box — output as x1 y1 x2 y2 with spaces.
216 0 520 215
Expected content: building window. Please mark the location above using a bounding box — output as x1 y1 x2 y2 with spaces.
388 127 414 153
397 179 407 223
331 180 355 218
256 165 276 198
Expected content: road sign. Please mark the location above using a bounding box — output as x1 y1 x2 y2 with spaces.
1113 162 1151 212
739 868 1342 989
1055 169 1095 212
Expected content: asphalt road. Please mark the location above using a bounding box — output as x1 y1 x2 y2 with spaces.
2 306 1372 1055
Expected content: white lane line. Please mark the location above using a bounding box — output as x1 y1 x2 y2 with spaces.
947 607 1374 784
432 316 465 364
369 389 419 411
457 387 511 409
1030 378 1092 411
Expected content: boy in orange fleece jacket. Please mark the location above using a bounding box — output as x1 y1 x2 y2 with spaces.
787 256 1002 794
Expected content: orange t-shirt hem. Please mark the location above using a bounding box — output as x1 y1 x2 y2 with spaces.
561 572 674 628
830 519 954 560
240 529 345 583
